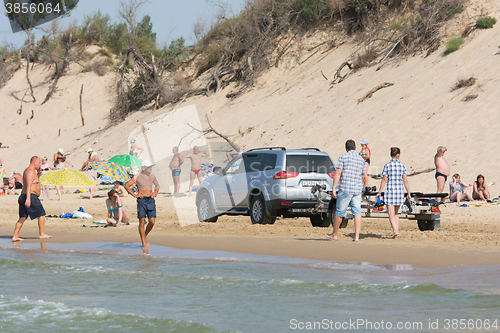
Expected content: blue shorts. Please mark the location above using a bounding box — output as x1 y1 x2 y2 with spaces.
137 197 156 219
18 193 46 220
172 169 181 177
335 191 362 217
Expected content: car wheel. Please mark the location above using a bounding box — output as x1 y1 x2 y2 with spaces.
326 207 349 229
310 214 330 227
197 193 218 222
418 220 434 231
250 195 276 225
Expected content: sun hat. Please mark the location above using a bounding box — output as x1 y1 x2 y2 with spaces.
360 139 368 145
86 148 93 153
58 148 64 154
142 160 153 167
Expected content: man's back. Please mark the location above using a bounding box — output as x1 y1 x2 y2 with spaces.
337 150 365 195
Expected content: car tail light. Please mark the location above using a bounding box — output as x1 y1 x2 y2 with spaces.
273 171 299 179
328 172 335 178
281 201 291 206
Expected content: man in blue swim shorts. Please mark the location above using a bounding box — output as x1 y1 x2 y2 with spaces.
12 156 53 242
169 147 184 194
125 160 159 252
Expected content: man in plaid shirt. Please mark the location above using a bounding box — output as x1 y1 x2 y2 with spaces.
327 140 366 241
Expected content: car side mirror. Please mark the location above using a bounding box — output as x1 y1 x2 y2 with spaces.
214 166 222 176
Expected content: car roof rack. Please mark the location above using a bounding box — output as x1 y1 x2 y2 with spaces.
246 147 286 152
298 148 321 151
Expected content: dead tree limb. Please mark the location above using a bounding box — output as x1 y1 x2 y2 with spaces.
79 84 85 126
321 70 328 81
186 115 240 152
333 61 352 83
19 91 27 114
275 32 298 68
357 82 394 104
308 39 334 52
376 39 401 71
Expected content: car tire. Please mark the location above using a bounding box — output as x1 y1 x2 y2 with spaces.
310 213 330 227
326 207 349 229
250 195 276 225
418 220 434 231
197 193 218 222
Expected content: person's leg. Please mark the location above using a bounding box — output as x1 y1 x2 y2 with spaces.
37 216 52 239
327 215 343 240
436 175 445 201
478 191 485 200
138 217 147 248
174 175 180 193
122 209 130 224
188 170 195 197
353 215 362 241
484 190 490 200
145 217 155 237
12 217 27 242
44 185 50 200
350 194 362 241
327 192 349 240
450 192 458 203
197 171 203 185
56 186 62 200
106 217 117 226
465 193 473 201
89 186 94 199
393 205 400 236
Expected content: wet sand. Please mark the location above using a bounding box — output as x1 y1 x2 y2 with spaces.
1 190 500 268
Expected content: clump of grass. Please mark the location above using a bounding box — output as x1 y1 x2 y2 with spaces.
476 17 497 29
390 22 403 30
451 76 476 91
445 36 464 53
447 4 463 17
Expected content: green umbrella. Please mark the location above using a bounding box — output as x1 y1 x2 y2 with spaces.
108 154 143 168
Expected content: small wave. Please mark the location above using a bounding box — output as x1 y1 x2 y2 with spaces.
0 296 236 333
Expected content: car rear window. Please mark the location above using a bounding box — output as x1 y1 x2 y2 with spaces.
244 154 277 172
286 155 335 174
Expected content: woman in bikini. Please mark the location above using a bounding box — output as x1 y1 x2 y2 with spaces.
449 174 473 204
359 139 371 188
53 156 70 201
106 189 130 226
129 139 144 157
473 174 491 201
40 157 52 201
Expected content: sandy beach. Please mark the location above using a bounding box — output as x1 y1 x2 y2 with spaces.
2 189 499 268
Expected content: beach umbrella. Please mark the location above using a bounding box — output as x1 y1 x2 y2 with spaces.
108 154 143 168
40 169 96 214
90 161 129 183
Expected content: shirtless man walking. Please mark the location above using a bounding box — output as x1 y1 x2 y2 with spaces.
124 160 159 251
12 156 52 241
169 147 184 194
184 146 208 197
434 146 450 201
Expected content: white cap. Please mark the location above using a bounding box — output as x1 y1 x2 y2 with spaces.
360 139 368 145
13 169 18 174
142 160 153 167
86 148 93 153
58 148 64 154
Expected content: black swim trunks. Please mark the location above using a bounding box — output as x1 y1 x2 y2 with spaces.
18 193 46 220
15 181 23 189
172 169 181 177
365 158 371 165
435 172 448 182
137 196 156 219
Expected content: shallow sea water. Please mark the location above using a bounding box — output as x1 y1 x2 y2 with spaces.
1 239 499 332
